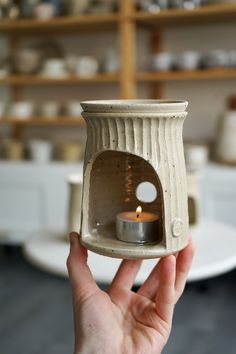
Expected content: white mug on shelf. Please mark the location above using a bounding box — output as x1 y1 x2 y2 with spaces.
28 140 53 163
41 101 61 118
75 56 98 77
174 51 200 71
184 142 209 171
150 52 173 72
41 59 68 78
10 101 34 120
66 101 82 118
34 3 56 20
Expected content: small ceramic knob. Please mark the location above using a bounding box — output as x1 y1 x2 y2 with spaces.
172 218 183 237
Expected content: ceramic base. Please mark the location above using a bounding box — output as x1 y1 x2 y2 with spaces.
23 220 236 282
81 234 188 259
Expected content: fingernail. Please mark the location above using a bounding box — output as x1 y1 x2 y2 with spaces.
69 232 78 246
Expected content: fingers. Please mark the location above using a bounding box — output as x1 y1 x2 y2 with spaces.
137 260 160 299
155 255 176 325
174 240 195 303
67 232 99 304
107 259 142 294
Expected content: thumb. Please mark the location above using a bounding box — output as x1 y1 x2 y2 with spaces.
67 232 99 303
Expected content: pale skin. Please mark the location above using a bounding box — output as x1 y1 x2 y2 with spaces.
67 233 195 354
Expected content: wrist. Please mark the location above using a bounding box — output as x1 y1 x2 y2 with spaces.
75 341 121 354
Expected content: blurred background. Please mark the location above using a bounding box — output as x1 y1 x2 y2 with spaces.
0 0 236 353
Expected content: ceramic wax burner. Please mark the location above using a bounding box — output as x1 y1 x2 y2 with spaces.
80 100 189 259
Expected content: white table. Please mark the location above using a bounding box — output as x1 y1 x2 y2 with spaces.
23 220 236 283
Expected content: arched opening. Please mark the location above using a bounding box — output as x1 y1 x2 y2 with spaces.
87 150 165 245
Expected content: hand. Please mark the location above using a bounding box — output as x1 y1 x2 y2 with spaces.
67 233 194 354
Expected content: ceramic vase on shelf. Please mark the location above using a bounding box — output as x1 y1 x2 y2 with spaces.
67 174 83 234
79 99 189 259
216 96 236 165
184 142 208 230
4 140 25 161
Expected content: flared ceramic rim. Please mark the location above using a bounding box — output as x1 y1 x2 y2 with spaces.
81 99 188 113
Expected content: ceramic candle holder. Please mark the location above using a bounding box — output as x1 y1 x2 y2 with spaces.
80 99 189 259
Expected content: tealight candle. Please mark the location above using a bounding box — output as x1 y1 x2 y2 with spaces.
116 206 160 244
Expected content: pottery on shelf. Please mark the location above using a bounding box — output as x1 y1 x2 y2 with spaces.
41 101 61 118
57 142 83 162
4 140 25 161
174 51 201 71
66 101 82 118
216 96 236 165
80 99 189 259
74 56 98 77
184 142 209 171
149 52 173 72
69 0 90 15
13 49 42 75
28 140 53 163
9 101 34 120
34 2 56 20
41 58 68 78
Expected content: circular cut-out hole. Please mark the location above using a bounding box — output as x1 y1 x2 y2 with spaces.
136 182 157 203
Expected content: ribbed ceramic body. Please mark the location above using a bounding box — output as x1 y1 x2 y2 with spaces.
80 100 189 259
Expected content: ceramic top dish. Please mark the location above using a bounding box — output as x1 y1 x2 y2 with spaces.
81 99 188 113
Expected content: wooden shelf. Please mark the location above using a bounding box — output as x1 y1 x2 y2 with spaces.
136 69 236 82
0 117 85 126
134 4 236 27
0 13 119 34
1 4 236 34
0 74 120 86
4 69 236 87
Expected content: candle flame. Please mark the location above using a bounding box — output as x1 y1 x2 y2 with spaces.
136 206 142 219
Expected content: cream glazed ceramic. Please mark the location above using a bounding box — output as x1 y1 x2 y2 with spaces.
80 100 189 259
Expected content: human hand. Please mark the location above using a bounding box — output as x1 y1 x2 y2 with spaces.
67 233 194 354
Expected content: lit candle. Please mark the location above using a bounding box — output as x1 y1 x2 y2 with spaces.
116 206 159 244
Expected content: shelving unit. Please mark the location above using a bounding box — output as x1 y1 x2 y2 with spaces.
0 73 120 86
136 69 236 82
0 117 85 126
134 3 236 27
1 1 236 133
0 13 120 34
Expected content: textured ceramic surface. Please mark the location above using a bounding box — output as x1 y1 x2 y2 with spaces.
80 99 189 259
